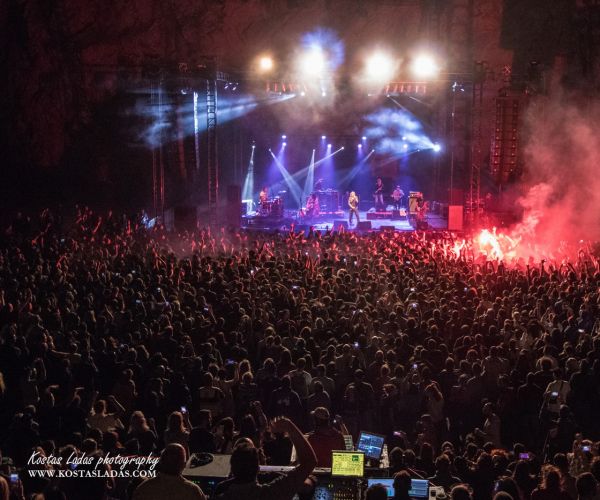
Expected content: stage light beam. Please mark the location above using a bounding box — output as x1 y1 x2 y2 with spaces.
259 56 274 72
300 46 326 77
412 54 439 79
365 51 395 81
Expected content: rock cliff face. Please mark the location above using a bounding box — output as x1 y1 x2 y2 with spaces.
0 0 592 204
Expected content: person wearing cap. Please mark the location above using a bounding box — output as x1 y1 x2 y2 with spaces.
306 407 346 468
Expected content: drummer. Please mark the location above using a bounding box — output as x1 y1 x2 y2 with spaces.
259 186 269 206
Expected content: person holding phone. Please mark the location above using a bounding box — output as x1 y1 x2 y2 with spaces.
543 369 570 417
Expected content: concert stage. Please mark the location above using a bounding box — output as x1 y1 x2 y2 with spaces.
241 210 448 232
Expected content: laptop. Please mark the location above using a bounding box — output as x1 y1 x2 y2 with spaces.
330 451 365 477
409 479 430 498
356 431 385 460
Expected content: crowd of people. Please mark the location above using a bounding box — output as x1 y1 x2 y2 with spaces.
1 207 600 500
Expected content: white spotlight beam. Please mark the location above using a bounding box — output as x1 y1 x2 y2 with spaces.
411 54 439 79
302 150 316 203
269 151 303 206
365 51 395 82
241 145 255 201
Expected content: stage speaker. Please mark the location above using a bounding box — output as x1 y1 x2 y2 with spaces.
380 225 395 232
174 206 197 230
448 205 463 231
333 220 348 231
226 185 241 227
357 221 372 230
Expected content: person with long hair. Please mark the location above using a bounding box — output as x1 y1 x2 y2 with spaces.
348 191 360 225
164 411 190 455
215 417 236 454
393 470 413 500
127 411 158 455
531 466 571 500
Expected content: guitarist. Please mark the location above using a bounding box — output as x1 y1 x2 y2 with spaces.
373 178 384 211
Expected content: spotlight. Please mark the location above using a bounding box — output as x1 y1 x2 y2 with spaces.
300 46 326 77
259 56 274 72
412 54 439 79
232 83 238 91
365 51 395 81
300 91 306 96
283 142 287 147
403 144 408 150
362 136 367 141
321 135 326 140
433 143 441 152
252 144 256 149
358 144 362 148
321 91 327 97
341 146 345 150
327 144 332 148
281 135 287 139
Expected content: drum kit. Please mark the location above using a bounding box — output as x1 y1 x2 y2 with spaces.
259 196 284 217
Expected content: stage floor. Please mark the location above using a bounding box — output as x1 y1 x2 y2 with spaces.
242 210 448 232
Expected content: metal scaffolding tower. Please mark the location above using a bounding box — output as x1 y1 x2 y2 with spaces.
467 74 484 223
206 78 218 225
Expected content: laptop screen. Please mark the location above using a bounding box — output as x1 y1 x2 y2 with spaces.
356 431 385 460
331 451 364 477
409 479 430 498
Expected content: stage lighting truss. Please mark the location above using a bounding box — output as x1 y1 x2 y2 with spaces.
382 81 429 95
263 79 335 95
263 80 428 96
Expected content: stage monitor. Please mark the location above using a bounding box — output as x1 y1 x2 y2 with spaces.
408 479 430 498
356 431 385 460
331 451 364 477
367 478 394 497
